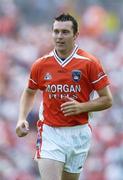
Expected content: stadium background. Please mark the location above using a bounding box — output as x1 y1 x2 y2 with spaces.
0 0 123 179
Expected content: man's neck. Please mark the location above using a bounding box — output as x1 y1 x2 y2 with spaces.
56 45 75 59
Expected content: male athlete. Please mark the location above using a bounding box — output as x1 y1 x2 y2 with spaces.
16 13 113 180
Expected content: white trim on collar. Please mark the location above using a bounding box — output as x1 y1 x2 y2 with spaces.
53 44 78 67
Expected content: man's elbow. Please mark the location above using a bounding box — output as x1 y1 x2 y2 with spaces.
106 96 113 108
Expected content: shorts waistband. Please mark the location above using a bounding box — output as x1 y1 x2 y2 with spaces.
44 124 88 130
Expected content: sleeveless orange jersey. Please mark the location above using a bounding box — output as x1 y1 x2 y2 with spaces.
28 45 109 127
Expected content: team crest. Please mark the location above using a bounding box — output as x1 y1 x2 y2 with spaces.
72 70 81 82
44 73 52 80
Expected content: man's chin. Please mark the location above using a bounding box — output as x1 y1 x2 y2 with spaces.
56 46 66 52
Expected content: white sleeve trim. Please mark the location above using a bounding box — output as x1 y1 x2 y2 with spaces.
29 78 37 85
91 74 107 84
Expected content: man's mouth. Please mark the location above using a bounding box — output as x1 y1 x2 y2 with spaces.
56 42 65 45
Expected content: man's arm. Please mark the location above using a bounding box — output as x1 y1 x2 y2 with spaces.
16 87 37 137
61 86 113 116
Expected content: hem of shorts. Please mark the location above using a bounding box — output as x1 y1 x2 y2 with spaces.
35 155 65 163
64 168 83 174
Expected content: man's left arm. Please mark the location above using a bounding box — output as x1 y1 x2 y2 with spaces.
61 86 113 116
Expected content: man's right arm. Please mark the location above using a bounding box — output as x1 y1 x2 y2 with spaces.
16 87 37 137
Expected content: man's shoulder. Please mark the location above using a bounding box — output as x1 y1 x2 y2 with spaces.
76 48 99 63
33 51 54 65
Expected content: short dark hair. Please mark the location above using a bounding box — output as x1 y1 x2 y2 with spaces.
54 13 78 35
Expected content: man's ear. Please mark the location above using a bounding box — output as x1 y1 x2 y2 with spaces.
73 32 79 40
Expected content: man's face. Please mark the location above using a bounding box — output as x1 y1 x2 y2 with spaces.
52 21 78 53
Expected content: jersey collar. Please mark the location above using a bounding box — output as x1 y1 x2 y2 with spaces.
53 44 78 67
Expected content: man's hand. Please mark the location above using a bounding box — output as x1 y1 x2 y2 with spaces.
16 120 29 137
61 97 82 116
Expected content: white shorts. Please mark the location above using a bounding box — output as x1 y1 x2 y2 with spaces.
35 124 92 173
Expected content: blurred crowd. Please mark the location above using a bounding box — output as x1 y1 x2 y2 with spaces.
0 0 123 180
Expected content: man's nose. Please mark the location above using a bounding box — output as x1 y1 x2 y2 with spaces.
57 32 63 38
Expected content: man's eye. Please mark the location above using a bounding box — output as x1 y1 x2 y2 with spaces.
54 30 59 34
63 31 69 34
